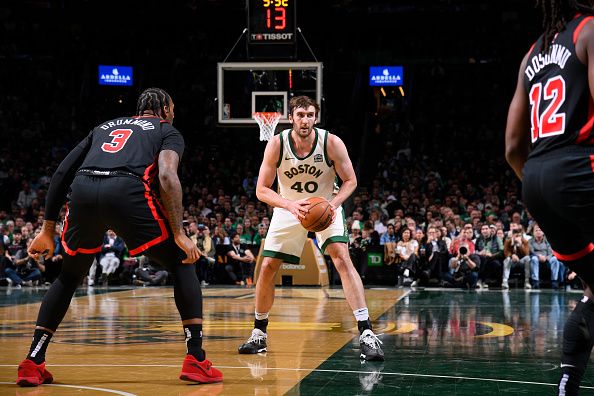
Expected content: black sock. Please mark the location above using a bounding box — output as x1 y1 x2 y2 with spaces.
27 329 53 364
255 318 268 333
558 299 594 395
183 324 205 361
358 319 372 334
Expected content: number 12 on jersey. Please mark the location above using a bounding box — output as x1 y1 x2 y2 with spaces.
528 75 566 143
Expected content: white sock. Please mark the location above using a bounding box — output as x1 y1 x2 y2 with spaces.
353 307 369 322
255 311 269 320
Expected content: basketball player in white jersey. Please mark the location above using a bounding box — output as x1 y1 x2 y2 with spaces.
238 96 384 361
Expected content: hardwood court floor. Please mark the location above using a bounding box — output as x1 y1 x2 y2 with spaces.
1 285 593 395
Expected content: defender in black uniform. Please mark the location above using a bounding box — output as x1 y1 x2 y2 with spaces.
16 88 222 387
506 2 594 394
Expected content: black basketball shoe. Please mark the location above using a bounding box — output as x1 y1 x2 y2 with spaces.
359 329 384 361
238 329 267 354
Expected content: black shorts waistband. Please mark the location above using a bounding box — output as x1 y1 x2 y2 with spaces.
76 168 141 180
529 145 594 161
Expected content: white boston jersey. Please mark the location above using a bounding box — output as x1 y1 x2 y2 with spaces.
277 128 337 201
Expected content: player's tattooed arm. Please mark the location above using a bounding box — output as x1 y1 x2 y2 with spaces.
158 149 185 235
158 149 200 264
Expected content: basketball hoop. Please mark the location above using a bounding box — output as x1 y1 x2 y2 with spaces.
253 112 281 142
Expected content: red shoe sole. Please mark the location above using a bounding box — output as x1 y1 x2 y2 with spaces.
179 372 223 383
17 377 42 387
17 374 53 387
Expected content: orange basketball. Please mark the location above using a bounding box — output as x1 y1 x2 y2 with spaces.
300 197 334 232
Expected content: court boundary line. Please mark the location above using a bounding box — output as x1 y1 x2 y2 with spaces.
0 381 136 395
1 364 588 389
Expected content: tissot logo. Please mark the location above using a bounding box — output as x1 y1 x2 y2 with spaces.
251 33 294 41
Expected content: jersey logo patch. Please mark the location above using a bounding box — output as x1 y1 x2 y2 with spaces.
314 154 323 163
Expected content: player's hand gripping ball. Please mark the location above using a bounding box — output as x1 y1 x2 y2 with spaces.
300 197 334 232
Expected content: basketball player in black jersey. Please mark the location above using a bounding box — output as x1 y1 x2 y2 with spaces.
16 88 222 387
506 1 594 394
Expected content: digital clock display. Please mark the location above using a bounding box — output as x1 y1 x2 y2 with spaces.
248 0 296 44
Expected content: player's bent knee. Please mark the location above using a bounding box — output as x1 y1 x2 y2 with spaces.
260 258 282 276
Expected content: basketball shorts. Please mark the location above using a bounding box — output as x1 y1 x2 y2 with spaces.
61 174 184 268
261 206 348 263
523 146 594 283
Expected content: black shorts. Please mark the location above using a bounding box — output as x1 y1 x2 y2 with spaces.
61 174 184 268
523 146 594 283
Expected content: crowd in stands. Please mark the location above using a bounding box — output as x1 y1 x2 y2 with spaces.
2 1 581 291
0 140 584 292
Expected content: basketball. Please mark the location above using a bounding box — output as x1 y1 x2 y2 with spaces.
300 197 334 232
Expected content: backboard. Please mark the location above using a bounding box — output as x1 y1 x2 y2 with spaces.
217 62 323 125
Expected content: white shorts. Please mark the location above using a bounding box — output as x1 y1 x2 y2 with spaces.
261 206 348 263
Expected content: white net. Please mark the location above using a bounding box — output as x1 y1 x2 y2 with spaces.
253 112 281 141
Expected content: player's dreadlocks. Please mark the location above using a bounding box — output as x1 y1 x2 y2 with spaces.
136 87 171 118
538 0 594 52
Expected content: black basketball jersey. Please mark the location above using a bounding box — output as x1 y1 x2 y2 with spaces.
524 14 594 159
79 115 184 176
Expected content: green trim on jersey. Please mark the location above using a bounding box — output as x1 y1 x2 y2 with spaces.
341 206 348 237
321 236 349 254
288 128 319 160
323 130 333 167
261 249 300 264
320 209 348 253
276 131 284 168
333 175 340 196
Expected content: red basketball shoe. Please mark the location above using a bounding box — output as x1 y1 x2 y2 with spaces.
16 359 54 387
179 354 223 383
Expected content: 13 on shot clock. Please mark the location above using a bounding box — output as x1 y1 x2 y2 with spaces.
248 0 296 44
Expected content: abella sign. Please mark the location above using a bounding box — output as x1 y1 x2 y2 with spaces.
98 65 133 86
369 66 403 86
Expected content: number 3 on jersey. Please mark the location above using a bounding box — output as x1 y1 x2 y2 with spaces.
101 129 133 153
529 76 566 143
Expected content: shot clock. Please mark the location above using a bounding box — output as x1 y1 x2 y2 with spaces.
248 0 296 44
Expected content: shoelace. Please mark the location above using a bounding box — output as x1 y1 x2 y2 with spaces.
360 332 383 349
248 332 266 344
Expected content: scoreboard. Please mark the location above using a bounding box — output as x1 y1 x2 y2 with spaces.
248 0 296 44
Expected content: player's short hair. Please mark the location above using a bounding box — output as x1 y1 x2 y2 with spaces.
136 87 172 118
288 96 320 117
